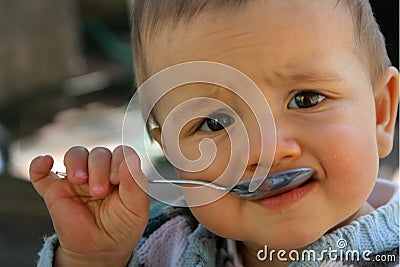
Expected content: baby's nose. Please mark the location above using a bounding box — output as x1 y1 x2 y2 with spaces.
270 121 302 167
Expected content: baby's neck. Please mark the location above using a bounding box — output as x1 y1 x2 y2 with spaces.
329 201 375 232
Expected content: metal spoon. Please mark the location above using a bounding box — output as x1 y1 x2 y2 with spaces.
56 168 314 200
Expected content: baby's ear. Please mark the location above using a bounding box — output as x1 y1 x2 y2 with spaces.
375 66 399 158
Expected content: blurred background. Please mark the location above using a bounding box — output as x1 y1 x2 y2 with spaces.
0 0 398 266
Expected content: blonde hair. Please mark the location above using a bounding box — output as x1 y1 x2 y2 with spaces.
342 0 391 85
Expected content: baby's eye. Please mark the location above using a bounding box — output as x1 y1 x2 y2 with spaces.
198 113 235 132
288 91 326 109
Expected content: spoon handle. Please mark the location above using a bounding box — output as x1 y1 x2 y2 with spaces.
147 179 229 191
55 172 229 192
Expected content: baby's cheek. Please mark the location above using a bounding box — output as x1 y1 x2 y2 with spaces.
319 125 378 205
177 137 233 182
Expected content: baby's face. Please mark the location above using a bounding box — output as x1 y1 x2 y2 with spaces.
148 0 383 249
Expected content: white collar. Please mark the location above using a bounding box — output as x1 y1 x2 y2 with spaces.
367 178 399 208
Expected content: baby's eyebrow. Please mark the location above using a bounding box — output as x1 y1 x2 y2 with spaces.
167 97 226 124
272 70 344 85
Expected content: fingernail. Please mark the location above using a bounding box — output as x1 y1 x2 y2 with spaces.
110 172 118 181
91 185 105 195
74 170 88 179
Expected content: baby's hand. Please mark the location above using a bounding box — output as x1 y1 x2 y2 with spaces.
29 146 150 267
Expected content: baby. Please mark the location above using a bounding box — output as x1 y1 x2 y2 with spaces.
30 0 399 266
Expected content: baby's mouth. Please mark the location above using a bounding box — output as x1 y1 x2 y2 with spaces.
254 173 318 208
263 175 314 198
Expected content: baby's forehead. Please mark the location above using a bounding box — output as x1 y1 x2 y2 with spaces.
144 0 354 77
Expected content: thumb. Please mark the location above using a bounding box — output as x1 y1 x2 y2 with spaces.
29 155 58 197
118 152 150 221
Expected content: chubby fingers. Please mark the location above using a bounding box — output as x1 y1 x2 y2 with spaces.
88 147 112 197
64 146 89 184
63 145 148 201
64 146 112 198
109 145 125 185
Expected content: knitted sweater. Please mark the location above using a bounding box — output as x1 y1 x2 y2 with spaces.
36 179 399 266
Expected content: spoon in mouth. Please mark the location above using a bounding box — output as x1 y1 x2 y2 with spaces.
56 168 314 200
